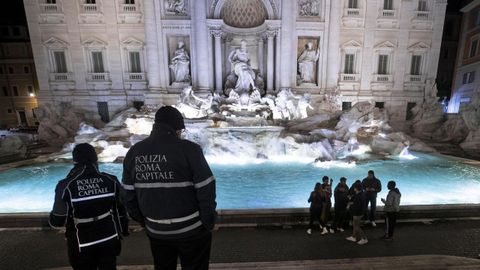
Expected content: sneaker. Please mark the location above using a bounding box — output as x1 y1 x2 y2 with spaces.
371 221 377 227
338 228 345 232
357 238 368 245
346 236 357 242
319 224 323 230
329 228 335 234
307 229 312 235
321 227 329 235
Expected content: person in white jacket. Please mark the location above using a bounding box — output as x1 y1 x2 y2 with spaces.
381 181 401 240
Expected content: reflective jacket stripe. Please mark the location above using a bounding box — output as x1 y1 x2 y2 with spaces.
134 182 193 188
146 221 203 235
78 233 118 248
122 184 135 190
146 211 200 225
71 192 115 202
194 176 215 189
74 211 111 224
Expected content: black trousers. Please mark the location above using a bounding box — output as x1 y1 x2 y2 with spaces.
149 230 212 270
67 238 120 270
332 205 347 230
364 192 377 222
309 208 324 229
385 212 398 237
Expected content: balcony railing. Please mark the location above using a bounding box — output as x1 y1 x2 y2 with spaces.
39 3 60 13
82 4 99 13
381 10 396 18
122 4 137 13
415 11 430 20
87 72 110 81
340 73 360 82
126 72 146 81
49 73 73 82
344 8 361 17
373 74 393 83
406 75 425 83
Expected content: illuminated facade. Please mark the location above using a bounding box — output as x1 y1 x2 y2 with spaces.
0 24 38 128
24 0 447 123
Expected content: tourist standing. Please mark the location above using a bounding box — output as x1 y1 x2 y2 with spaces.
381 181 401 240
362 170 382 227
307 182 325 235
321 176 335 234
332 177 349 232
122 106 217 270
346 181 368 245
49 143 129 270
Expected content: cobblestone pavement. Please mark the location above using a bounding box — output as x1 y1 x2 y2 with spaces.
0 220 479 270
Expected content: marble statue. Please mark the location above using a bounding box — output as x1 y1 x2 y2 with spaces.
169 41 190 83
298 42 320 84
176 86 212 118
299 0 320 17
165 0 187 15
228 40 257 94
296 93 314 119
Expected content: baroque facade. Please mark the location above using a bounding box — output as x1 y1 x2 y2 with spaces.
24 0 447 122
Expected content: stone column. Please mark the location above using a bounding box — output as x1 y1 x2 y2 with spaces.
191 0 211 91
266 30 276 93
143 0 161 90
257 37 264 77
212 30 223 93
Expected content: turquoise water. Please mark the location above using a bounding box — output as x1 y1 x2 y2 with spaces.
0 153 479 213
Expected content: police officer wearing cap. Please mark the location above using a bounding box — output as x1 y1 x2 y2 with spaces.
122 106 217 270
49 143 129 270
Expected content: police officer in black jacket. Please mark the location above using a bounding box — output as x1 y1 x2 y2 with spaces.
49 143 129 270
122 106 217 270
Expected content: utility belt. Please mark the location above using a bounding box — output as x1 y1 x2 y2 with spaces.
146 211 200 225
74 211 111 224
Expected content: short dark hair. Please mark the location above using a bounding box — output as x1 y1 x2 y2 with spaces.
322 176 329 182
368 170 375 175
388 181 396 189
72 143 98 164
340 177 347 182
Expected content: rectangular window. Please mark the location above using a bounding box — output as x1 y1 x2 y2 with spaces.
344 54 355 74
2 86 8 96
348 0 358 9
410 55 422 75
91 52 104 73
406 102 416 120
378 54 389 75
383 0 393 10
129 51 142 73
463 71 476 84
32 108 37 119
86 0 96 4
24 66 30 74
470 39 478 58
342 102 352 111
28 86 34 94
12 86 18 96
7 109 13 114
8 67 14 74
375 102 385 109
53 51 67 73
418 0 427 11
97 102 110 123
125 0 135 4
46 0 57 3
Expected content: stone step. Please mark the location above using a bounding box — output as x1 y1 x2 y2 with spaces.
45 255 480 270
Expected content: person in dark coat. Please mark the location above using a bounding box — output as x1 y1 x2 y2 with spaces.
381 180 401 240
332 177 349 232
122 106 217 270
346 181 368 245
49 143 129 270
321 176 335 234
362 170 382 227
307 182 325 235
